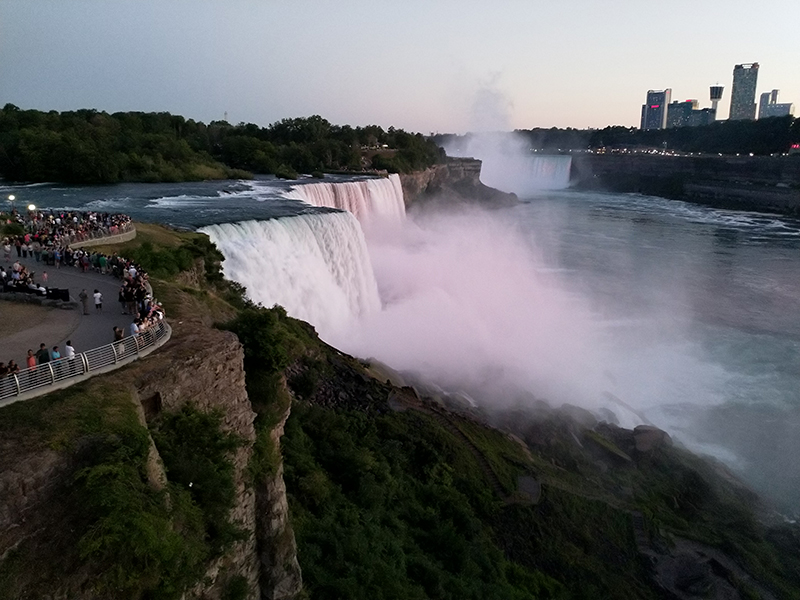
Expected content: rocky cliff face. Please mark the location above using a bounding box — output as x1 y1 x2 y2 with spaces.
131 326 261 599
571 154 800 214
0 317 303 600
400 157 517 210
255 399 302 600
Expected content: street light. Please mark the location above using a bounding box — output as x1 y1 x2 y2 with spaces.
27 204 36 212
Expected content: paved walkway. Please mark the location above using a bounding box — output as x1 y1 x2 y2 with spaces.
1 256 138 368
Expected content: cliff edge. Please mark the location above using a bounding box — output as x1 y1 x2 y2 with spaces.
399 157 517 210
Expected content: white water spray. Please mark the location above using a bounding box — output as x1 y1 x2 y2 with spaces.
284 174 406 229
445 132 572 195
200 212 380 338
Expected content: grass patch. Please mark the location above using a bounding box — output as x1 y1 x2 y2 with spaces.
452 418 532 494
0 379 140 452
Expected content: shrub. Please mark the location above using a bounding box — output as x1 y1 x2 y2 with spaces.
274 164 299 179
74 427 208 598
152 405 246 556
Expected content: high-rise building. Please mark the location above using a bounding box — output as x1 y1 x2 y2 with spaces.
666 100 698 128
666 100 716 128
758 89 795 119
640 89 672 130
688 108 716 127
729 63 759 120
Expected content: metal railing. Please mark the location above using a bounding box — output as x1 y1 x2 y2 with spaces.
31 221 135 248
0 320 171 406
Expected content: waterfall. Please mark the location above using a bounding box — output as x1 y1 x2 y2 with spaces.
200 212 380 338
444 133 573 196
284 173 406 228
479 155 573 196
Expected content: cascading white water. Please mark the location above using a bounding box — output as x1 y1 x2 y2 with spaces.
200 212 381 338
444 133 573 195
284 173 406 228
479 155 572 195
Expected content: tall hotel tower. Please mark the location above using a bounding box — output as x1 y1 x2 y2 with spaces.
640 89 672 130
729 63 759 120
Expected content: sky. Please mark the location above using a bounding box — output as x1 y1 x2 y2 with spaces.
1 0 798 134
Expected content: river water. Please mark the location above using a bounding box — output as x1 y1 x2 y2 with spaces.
3 177 798 513
514 191 800 513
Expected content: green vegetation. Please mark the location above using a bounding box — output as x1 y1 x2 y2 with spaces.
283 403 566 600
590 115 800 154
1 213 24 237
151 405 246 556
0 105 442 183
222 306 317 480
91 221 251 314
0 355 245 600
72 423 208 598
125 236 223 281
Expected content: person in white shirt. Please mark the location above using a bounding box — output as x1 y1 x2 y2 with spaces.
64 341 75 359
93 289 103 313
130 319 140 337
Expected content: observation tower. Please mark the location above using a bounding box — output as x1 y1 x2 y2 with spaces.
710 85 724 119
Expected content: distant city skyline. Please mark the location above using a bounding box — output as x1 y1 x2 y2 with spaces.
1 1 798 134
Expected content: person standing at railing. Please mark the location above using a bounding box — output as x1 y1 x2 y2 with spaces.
65 341 75 359
36 343 50 364
26 350 36 369
50 346 62 378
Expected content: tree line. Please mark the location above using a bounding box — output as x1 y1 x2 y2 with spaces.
434 116 800 156
0 105 443 184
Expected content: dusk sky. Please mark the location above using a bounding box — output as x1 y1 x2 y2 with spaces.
2 0 798 134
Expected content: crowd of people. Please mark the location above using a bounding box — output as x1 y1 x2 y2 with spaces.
6 208 132 252
0 260 47 295
2 208 167 381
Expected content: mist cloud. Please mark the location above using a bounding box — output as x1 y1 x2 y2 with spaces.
331 205 731 432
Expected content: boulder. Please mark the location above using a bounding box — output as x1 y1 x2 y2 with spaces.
633 425 672 452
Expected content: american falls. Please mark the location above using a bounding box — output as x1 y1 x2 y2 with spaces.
201 211 381 337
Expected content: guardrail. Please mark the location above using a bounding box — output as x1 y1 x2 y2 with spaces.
47 221 135 248
68 224 137 249
0 319 171 407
